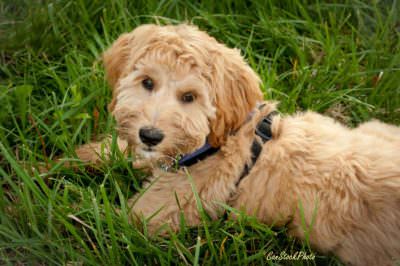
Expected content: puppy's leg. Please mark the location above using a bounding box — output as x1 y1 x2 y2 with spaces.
75 137 129 164
128 166 240 235
127 172 209 235
30 136 129 174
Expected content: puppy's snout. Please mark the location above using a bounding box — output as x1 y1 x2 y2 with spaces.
139 127 165 146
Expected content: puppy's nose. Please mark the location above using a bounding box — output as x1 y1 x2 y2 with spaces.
139 127 164 146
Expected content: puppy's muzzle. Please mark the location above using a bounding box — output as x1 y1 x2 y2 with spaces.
139 126 165 146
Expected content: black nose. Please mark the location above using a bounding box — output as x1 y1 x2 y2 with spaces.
139 127 165 146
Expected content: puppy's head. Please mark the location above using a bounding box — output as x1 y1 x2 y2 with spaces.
103 24 263 166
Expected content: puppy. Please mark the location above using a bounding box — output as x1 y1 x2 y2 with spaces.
76 24 400 266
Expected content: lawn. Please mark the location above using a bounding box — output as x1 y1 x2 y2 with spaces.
0 0 399 265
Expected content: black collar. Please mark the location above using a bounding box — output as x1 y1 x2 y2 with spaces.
177 142 219 167
178 109 277 176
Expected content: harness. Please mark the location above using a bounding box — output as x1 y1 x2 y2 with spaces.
236 111 277 186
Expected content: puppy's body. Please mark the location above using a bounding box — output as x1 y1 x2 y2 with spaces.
234 110 400 266
125 106 400 266
76 24 400 265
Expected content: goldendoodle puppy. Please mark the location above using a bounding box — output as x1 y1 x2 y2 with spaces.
76 24 400 266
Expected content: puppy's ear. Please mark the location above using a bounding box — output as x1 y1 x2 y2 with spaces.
207 48 263 147
103 33 134 89
102 24 157 111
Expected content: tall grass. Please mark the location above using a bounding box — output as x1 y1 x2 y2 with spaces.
1 0 399 265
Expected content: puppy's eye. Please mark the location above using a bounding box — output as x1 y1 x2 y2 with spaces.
142 77 154 91
181 92 196 103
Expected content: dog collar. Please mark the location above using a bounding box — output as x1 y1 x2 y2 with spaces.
177 142 219 167
177 107 259 167
177 108 277 174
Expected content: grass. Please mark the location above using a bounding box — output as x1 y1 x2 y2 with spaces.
0 0 399 265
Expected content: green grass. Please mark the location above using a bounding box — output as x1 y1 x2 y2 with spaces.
1 0 399 265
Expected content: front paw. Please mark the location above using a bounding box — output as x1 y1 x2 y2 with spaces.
127 208 178 236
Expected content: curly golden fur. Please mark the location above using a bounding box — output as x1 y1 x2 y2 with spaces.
76 24 400 266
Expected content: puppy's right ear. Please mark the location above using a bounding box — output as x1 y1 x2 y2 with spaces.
103 33 134 89
102 24 157 111
103 32 134 111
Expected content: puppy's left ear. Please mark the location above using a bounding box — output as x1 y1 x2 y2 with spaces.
207 48 263 147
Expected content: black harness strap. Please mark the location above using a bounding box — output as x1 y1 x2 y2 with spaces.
236 111 278 186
